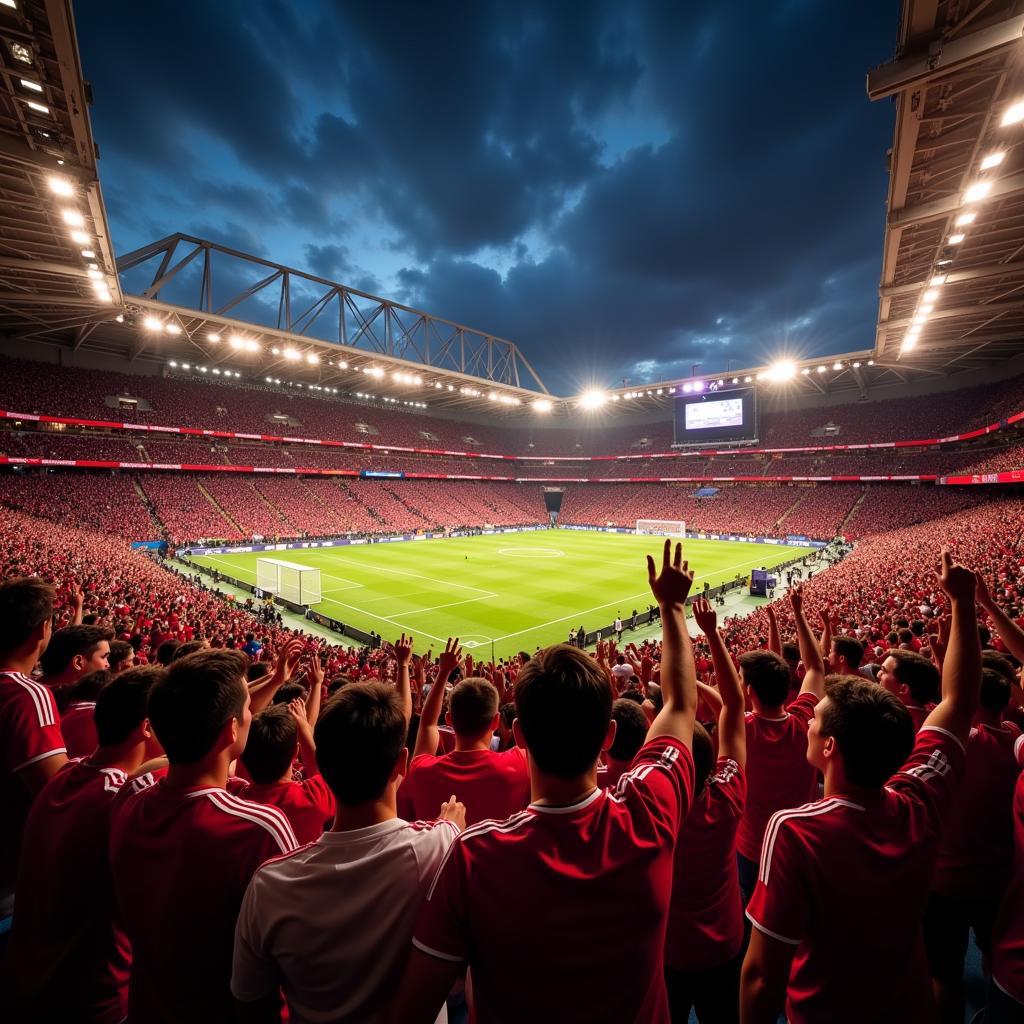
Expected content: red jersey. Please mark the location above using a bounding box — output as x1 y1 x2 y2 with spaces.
110 777 298 1024
747 725 965 1024
666 756 746 971
398 746 530 827
10 758 131 1023
240 773 336 845
0 670 67 893
61 699 98 758
991 734 1024 1005
414 737 694 1023
933 722 1021 900
736 693 818 861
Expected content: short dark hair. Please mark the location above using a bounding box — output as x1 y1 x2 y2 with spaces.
781 642 800 666
156 640 181 666
608 698 648 763
40 625 113 676
272 681 308 706
247 661 271 683
314 682 406 805
514 644 612 779
0 576 54 653
887 650 940 704
241 706 298 783
449 677 499 738
174 640 207 660
980 667 1012 713
819 676 914 788
982 650 1017 687
148 650 249 764
95 666 165 747
832 636 864 670
108 639 134 670
62 669 112 710
691 721 715 797
739 650 791 708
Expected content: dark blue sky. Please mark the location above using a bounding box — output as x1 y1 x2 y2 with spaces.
77 1 896 395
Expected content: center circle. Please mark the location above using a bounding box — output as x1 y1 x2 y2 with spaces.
497 547 565 558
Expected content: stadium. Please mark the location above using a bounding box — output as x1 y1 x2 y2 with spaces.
1 1 1024 1022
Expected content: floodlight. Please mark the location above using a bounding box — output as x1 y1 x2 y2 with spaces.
930 275 947 286
767 360 797 381
339 360 348 369
801 367 811 375
731 377 739 384
86 268 102 280
61 209 84 227
693 380 705 392
1000 100 1024 127
143 315 162 331
901 339 916 352
80 249 95 258
369 366 384 377
962 181 991 203
70 230 89 244
743 376 752 383
578 389 608 409
208 333 221 342
10 42 32 63
306 353 319 364
533 399 553 412
922 289 939 302
283 348 300 361
832 361 843 371
817 365 827 373
682 382 692 393
20 78 42 93
980 151 1005 171
165 322 181 335
26 100 49 114
229 334 244 349
48 175 73 196
955 212 976 227
948 233 965 245
852 361 861 368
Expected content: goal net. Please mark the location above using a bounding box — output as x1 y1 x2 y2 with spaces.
256 558 322 605
635 519 686 537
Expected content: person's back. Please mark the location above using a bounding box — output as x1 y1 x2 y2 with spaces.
233 679 462 1024
109 650 297 1024
735 650 817 886
990 735 1024 1012
11 667 164 1023
401 675 529 826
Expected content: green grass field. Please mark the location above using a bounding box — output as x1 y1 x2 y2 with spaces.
190 531 815 659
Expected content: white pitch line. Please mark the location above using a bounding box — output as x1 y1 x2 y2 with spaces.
488 552 797 645
382 592 498 620
320 555 496 597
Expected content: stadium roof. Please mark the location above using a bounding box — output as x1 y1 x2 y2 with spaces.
0 0 1022 418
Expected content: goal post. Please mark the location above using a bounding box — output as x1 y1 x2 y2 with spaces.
256 558 322 606
635 519 686 537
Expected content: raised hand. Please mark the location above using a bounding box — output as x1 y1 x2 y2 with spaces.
285 697 308 726
937 549 976 604
691 596 717 636
392 632 414 667
436 636 463 684
646 539 695 609
789 585 804 614
439 793 467 832
465 651 474 675
976 574 993 609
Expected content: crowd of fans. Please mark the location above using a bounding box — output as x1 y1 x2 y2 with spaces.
1 486 1023 1022
2 354 1022 458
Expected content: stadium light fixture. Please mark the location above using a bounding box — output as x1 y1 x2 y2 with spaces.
306 353 319 364
70 230 89 244
20 78 42 93
816 365 827 373
143 315 162 331
731 377 739 384
578 389 608 410
86 267 102 280
25 100 49 114
169 360 177 367
115 314 124 323
922 289 939 302
369 366 384 378
948 233 965 245
743 375 752 383
181 363 190 370
954 212 976 227
852 361 861 368
165 322 181 335
339 360 348 369
532 399 553 413
930 275 947 285
832 361 843 371
208 333 221 343
200 366 208 373
682 382 692 393
1000 100 1024 127
48 175 73 196
212 368 221 375
901 339 916 352
962 181 992 204
766 360 797 382
980 151 1005 171
283 348 301 361
61 209 84 227
80 248 95 258
801 367 811 375
228 334 244 349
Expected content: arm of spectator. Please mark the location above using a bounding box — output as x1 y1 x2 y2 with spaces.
412 637 461 761
249 636 303 714
922 550 980 746
977 575 1024 664
696 680 723 719
818 606 833 662
741 928 795 1024
693 597 746 767
392 633 414 727
286 699 317 776
69 581 84 627
766 603 781 657
791 587 825 699
645 540 697 748
385 950 463 1024
17 751 68 795
304 653 324 726
929 615 949 672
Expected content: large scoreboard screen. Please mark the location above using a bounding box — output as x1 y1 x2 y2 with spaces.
673 388 757 445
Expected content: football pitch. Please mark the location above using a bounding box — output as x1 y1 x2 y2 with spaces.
190 531 816 660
